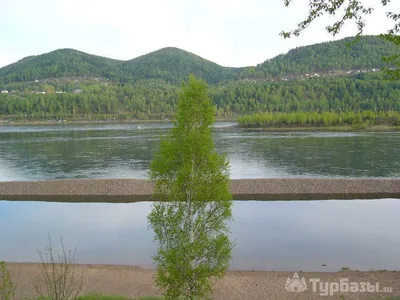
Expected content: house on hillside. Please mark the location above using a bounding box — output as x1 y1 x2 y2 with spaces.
1 90 8 94
73 89 83 94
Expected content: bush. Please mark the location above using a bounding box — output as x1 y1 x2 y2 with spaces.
0 261 17 300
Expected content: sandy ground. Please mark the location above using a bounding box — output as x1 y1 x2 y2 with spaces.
1 178 400 202
5 263 400 299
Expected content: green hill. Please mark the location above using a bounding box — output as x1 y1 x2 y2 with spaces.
0 47 239 84
0 35 399 122
1 36 396 85
115 47 239 84
0 49 122 83
250 36 398 78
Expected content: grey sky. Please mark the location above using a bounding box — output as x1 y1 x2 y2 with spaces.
0 0 398 68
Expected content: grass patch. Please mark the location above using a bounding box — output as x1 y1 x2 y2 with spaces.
339 297 400 300
77 294 164 300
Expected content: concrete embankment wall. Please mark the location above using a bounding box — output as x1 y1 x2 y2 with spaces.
0 178 399 202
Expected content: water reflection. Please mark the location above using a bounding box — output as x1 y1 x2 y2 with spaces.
1 199 399 271
0 123 400 181
1 123 399 271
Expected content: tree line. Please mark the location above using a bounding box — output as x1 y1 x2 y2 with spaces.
1 73 400 121
238 110 400 127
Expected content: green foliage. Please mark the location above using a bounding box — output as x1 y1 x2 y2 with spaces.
281 0 398 38
281 1 400 80
0 261 16 300
0 48 235 85
0 49 121 83
117 47 238 84
1 72 400 121
237 110 400 128
0 36 395 85
250 36 398 78
148 75 233 300
76 293 163 300
0 36 399 121
381 34 400 80
214 73 400 116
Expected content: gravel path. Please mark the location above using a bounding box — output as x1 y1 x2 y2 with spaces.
1 178 399 202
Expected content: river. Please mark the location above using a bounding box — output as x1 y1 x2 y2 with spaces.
0 122 399 271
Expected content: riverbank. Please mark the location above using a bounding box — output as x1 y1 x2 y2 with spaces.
6 263 400 300
236 124 400 131
0 118 237 126
2 119 399 132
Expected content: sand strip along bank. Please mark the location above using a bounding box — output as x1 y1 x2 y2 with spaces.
0 178 399 202
5 263 400 300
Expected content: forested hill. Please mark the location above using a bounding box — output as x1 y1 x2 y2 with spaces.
0 47 237 84
0 49 122 83
0 36 396 84
115 47 239 84
249 36 398 78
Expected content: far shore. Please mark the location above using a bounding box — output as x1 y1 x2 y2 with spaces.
0 118 237 126
236 124 400 131
1 119 400 132
6 262 400 300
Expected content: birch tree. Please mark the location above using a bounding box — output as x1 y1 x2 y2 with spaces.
148 75 233 300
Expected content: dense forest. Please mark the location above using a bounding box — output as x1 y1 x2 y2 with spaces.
238 111 400 128
1 73 400 121
0 36 396 85
0 49 122 84
0 36 399 122
0 48 237 85
116 47 240 84
248 36 399 78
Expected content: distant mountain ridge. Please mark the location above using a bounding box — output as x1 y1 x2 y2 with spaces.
250 36 398 78
0 35 397 84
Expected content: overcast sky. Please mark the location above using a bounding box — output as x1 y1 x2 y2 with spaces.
0 0 398 68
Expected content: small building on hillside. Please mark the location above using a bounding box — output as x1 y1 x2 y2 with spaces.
1 90 8 94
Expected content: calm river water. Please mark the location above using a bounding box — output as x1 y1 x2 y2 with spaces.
0 122 399 271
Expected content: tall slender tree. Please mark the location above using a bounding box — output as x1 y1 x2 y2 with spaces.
148 75 233 300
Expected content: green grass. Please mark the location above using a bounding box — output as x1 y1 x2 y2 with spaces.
77 294 164 300
339 296 399 300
